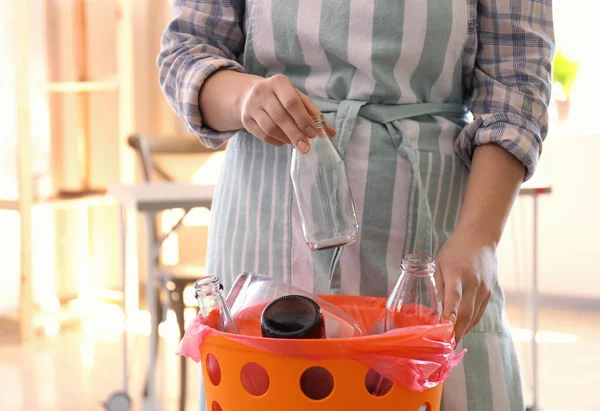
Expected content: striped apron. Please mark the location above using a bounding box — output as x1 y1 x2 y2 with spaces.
204 0 525 409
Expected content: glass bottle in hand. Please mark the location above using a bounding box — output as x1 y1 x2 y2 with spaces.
290 115 359 250
194 276 239 334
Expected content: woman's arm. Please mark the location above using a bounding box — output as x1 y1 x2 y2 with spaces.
436 144 525 340
157 0 247 148
158 1 332 152
436 0 555 342
458 145 525 251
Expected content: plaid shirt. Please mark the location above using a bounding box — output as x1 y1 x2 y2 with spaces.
158 0 555 180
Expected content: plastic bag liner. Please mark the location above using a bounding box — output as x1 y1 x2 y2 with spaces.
178 295 466 392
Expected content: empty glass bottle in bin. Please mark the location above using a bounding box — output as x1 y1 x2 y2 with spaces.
194 276 240 334
369 253 443 396
385 253 442 330
290 115 359 250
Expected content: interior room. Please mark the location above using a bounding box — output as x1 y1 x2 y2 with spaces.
1 1 598 410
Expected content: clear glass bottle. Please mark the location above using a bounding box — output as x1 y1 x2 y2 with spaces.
290 115 359 251
194 276 239 334
385 253 442 330
369 254 443 396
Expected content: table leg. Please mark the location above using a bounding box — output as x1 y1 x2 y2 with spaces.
119 205 128 394
531 194 539 410
525 193 540 411
145 213 158 411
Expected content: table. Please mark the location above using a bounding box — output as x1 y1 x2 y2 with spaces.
519 181 552 411
107 182 215 410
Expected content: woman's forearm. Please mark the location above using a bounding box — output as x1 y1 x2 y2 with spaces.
199 70 262 132
455 144 526 248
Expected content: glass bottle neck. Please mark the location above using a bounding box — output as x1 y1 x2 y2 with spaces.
193 276 240 334
313 114 326 131
401 253 435 276
193 276 223 299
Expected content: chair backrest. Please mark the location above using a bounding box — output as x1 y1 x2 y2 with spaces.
127 133 223 265
127 133 222 182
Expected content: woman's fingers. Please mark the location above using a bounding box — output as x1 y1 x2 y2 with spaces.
325 124 337 137
244 116 286 146
296 91 321 117
270 78 318 138
264 95 311 153
297 92 337 137
454 285 477 343
241 74 337 148
466 288 492 334
442 278 461 327
443 265 491 342
443 271 478 343
434 266 446 308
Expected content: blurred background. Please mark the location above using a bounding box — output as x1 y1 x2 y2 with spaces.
0 1 598 410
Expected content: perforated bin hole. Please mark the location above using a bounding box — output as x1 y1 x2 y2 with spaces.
365 369 393 397
241 362 270 396
300 366 334 400
212 401 222 411
206 354 221 386
419 404 430 411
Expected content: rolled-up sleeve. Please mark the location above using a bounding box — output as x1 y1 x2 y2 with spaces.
455 0 555 181
158 0 246 148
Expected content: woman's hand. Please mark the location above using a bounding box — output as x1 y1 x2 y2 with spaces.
434 144 526 343
239 74 336 152
434 225 496 343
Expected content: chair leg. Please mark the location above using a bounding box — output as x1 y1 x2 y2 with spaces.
144 286 162 398
173 287 187 411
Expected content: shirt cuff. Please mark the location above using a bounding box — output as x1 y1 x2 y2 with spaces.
455 113 543 181
179 58 245 147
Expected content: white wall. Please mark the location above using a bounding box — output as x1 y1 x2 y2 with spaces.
497 130 600 301
496 0 600 303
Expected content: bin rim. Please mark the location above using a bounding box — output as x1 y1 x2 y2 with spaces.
203 294 455 348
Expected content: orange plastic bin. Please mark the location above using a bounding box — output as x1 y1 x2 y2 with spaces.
197 295 455 411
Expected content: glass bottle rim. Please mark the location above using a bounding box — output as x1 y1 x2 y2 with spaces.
193 276 222 296
401 253 435 275
312 114 327 130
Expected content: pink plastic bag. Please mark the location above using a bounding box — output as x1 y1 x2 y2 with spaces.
178 295 466 392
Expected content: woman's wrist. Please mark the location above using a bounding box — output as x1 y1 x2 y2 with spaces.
453 220 501 253
230 73 263 125
199 70 262 132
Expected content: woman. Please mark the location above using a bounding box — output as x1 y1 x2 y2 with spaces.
158 0 554 409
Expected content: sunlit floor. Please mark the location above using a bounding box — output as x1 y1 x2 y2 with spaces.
1 303 599 411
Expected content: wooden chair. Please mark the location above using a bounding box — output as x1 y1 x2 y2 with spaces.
128 133 222 411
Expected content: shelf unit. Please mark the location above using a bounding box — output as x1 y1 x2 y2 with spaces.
0 194 117 213
37 80 119 93
12 0 138 342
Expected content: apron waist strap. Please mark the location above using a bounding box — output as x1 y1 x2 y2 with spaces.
314 98 468 124
313 98 468 157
